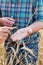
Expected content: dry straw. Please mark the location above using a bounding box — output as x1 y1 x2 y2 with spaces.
0 6 43 65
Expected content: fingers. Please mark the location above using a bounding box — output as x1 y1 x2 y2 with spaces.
0 27 12 41
0 37 7 42
0 32 9 42
0 26 17 42
6 17 15 26
2 17 15 27
0 33 8 37
5 20 14 27
3 22 13 27
0 26 17 36
0 33 8 40
6 17 15 22
11 29 29 41
1 26 17 30
7 20 14 25
0 27 10 35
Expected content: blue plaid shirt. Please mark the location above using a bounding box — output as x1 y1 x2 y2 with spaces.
0 0 43 43
0 0 43 64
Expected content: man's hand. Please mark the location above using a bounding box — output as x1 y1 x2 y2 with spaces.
0 17 15 26
0 26 13 42
11 27 31 41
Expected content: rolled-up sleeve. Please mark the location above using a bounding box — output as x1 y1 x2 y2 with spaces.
36 0 43 22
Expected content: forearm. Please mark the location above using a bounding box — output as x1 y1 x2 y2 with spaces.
10 21 43 42
27 21 43 34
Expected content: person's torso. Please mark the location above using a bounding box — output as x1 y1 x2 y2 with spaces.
0 0 40 43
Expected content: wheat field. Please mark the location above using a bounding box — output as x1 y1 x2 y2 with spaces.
0 30 43 65
37 30 43 65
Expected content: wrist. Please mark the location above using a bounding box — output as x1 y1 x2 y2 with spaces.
27 27 33 35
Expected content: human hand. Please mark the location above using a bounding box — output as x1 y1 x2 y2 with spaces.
0 26 13 42
11 27 30 41
0 17 15 26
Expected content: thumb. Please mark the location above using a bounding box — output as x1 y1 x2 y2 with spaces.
3 26 17 30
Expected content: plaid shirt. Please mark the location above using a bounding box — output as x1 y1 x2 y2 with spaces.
0 0 43 43
0 0 43 64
